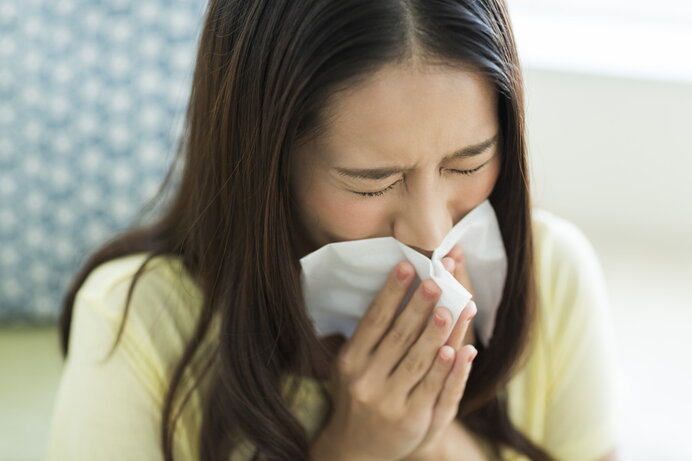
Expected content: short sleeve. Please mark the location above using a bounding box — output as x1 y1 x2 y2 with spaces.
539 217 620 461
46 257 202 461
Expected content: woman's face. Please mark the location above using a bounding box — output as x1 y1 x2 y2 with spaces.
290 63 501 258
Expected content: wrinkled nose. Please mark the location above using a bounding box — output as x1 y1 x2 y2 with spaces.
392 191 452 257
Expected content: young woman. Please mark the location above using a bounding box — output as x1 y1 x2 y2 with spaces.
47 1 619 460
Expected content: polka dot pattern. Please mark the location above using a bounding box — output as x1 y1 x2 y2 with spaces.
0 0 206 323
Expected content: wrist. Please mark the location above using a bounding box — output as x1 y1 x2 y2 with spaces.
310 427 378 461
404 432 449 461
447 421 492 461
434 425 457 461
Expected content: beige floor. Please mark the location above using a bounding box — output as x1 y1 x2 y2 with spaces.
0 326 63 461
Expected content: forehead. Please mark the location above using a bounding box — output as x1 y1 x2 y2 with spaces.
317 63 499 167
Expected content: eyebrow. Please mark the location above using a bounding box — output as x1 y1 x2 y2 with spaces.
334 132 499 180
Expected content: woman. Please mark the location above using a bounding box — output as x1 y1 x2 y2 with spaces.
47 0 619 460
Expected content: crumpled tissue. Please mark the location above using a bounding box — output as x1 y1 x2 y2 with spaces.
299 199 507 346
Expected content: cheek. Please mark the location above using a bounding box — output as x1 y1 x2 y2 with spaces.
298 180 387 244
476 163 500 198
473 156 501 197
449 159 501 215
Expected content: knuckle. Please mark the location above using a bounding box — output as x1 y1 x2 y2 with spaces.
422 372 441 393
388 326 411 346
401 354 427 377
363 308 391 331
423 358 448 388
377 400 404 424
398 416 420 438
412 300 432 317
348 378 372 404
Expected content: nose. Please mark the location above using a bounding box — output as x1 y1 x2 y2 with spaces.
392 186 452 256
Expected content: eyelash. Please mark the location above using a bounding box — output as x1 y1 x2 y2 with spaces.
354 164 485 197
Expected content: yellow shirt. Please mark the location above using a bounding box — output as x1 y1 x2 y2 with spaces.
47 209 619 460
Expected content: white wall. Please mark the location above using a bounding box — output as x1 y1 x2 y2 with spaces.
525 68 692 249
522 67 692 460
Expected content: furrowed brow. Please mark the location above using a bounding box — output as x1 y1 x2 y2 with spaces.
334 132 499 180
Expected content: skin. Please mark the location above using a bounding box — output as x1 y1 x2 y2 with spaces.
292 61 494 460
291 62 501 258
291 61 495 361
292 61 617 461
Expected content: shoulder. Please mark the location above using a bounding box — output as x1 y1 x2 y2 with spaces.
69 252 209 373
52 254 211 460
531 208 603 276
79 252 198 307
78 252 202 326
531 208 609 313
528 208 615 392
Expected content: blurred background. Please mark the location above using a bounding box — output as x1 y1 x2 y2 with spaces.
1 0 690 460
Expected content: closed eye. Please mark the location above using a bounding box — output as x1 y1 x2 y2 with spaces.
352 162 487 198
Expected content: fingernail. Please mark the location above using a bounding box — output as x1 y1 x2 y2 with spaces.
395 262 412 282
467 346 478 363
468 300 477 317
421 279 440 299
454 245 464 264
440 345 454 361
433 307 450 328
441 257 455 272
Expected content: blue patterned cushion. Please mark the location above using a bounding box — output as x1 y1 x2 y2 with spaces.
0 0 206 324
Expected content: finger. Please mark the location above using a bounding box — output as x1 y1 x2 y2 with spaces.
347 261 415 363
441 254 477 350
445 245 479 347
441 256 455 274
388 306 455 394
445 300 477 351
447 244 476 299
367 279 440 382
407 343 456 412
429 344 477 429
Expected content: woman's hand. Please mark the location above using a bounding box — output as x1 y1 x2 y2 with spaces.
313 247 478 461
442 244 478 349
403 244 480 461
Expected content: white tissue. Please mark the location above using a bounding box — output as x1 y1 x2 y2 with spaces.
299 199 507 346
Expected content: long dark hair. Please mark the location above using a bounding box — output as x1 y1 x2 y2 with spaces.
59 0 554 460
